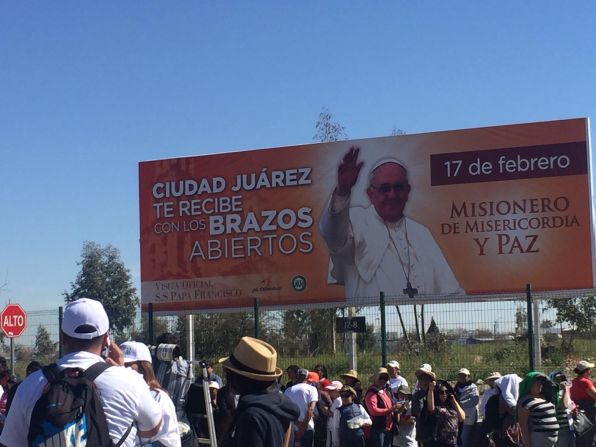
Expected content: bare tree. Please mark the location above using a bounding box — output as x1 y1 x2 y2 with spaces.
313 108 347 142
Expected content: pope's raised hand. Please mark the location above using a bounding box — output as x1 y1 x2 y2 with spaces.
336 146 364 196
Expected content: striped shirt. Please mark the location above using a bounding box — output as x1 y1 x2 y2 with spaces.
520 396 559 434
554 407 569 432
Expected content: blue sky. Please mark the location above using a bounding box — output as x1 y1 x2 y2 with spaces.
2 1 596 312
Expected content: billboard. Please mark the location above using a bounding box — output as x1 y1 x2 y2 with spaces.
139 118 593 312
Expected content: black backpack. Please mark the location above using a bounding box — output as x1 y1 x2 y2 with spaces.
28 362 132 447
483 392 500 430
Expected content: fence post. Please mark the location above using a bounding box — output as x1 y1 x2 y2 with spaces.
148 302 154 345
533 298 541 369
254 298 260 339
380 292 387 366
58 306 63 358
526 284 535 371
186 314 194 365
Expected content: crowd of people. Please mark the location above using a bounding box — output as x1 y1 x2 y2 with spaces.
0 298 592 447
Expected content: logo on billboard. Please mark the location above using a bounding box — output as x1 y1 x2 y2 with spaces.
292 275 307 292
252 278 282 293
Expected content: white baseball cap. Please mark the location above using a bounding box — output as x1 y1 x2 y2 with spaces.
121 341 152 363
575 360 595 373
458 368 471 376
62 298 109 340
387 360 400 369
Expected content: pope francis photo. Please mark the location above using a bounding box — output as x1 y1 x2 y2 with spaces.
319 146 464 301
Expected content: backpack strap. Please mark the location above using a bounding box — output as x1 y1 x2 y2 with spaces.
84 361 134 447
84 361 112 381
41 363 63 384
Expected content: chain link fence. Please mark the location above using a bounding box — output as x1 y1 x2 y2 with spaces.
5 292 594 384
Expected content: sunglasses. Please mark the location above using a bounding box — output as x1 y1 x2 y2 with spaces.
371 182 409 193
340 394 352 398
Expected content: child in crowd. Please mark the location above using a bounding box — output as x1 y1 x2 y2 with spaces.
393 385 416 447
331 385 372 447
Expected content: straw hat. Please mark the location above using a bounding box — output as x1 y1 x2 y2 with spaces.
340 369 359 380
485 372 502 381
340 385 357 397
372 367 390 383
415 364 436 380
219 336 282 381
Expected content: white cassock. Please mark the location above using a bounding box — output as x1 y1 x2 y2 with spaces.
318 193 464 301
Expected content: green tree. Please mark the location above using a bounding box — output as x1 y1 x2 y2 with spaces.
34 325 56 359
64 241 138 337
515 306 527 336
425 317 449 354
547 296 596 334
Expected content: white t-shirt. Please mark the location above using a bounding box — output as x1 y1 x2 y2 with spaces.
284 382 318 430
147 388 181 447
0 351 162 447
389 376 408 391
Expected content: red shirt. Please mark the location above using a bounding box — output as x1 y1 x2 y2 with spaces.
365 387 394 431
570 376 594 402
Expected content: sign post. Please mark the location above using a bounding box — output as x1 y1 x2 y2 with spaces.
1 304 28 372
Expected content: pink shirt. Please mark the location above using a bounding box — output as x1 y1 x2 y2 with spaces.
365 387 394 431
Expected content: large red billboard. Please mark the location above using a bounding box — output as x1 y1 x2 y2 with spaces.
139 118 593 312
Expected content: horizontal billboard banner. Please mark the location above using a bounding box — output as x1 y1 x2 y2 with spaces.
139 118 593 312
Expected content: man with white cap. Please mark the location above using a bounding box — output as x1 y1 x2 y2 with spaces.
319 147 463 302
0 298 162 447
284 367 319 447
454 367 479 447
386 360 408 391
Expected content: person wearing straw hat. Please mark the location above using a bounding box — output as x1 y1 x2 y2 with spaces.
411 363 437 446
330 385 372 447
478 372 501 421
340 369 363 404
394 384 416 447
219 337 299 447
365 368 402 447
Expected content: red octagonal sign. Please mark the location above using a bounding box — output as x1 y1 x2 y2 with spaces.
1 304 27 338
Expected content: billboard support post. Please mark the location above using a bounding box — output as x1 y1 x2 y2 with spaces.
254 298 260 339
526 283 535 371
380 292 387 367
58 306 63 359
148 302 154 345
186 314 194 365
347 307 357 371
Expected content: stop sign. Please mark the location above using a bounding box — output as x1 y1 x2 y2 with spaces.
1 304 27 338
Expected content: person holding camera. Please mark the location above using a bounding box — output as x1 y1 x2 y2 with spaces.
426 380 466 447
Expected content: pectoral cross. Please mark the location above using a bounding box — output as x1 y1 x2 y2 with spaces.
403 281 418 298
